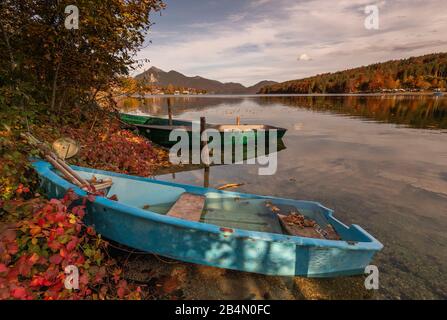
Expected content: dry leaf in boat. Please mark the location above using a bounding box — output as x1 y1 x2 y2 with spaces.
324 224 341 240
108 194 119 201
303 219 316 227
217 183 244 190
265 201 281 212
268 204 281 213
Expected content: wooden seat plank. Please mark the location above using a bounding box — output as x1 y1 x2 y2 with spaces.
167 193 206 221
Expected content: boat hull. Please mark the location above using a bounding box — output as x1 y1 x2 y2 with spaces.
33 160 383 277
121 113 287 148
136 126 286 148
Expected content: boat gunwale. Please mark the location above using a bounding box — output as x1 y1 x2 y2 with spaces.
121 113 288 133
133 122 288 133
32 159 383 252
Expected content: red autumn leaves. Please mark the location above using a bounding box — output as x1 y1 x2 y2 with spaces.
0 189 141 300
15 184 30 196
36 119 161 177
79 128 158 176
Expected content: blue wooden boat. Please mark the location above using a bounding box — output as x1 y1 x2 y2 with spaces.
32 160 383 277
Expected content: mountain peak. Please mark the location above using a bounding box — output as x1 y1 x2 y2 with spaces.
147 66 165 73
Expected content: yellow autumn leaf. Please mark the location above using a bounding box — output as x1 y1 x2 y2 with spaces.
30 226 41 236
69 214 77 224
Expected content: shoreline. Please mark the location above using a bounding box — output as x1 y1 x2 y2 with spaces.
129 92 445 99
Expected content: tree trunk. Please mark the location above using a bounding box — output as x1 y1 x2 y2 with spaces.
50 62 61 110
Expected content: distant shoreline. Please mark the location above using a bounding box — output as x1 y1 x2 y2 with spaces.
128 92 444 98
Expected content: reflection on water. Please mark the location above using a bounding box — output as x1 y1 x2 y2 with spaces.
259 95 447 129
118 94 447 130
120 95 447 299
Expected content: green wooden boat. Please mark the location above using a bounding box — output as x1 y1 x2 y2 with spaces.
120 113 287 148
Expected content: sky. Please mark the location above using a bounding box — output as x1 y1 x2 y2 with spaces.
136 0 447 86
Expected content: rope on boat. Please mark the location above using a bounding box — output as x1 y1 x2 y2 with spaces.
106 241 180 264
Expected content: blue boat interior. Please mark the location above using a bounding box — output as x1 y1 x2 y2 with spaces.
61 167 369 242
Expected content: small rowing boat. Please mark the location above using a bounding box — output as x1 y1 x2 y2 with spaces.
120 113 287 147
33 160 382 277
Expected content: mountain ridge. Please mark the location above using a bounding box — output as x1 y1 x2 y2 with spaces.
135 67 277 94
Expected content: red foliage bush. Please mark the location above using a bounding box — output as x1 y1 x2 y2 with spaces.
0 189 141 300
76 128 158 176
33 118 169 177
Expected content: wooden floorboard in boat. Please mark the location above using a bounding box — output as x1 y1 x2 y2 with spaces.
167 193 205 221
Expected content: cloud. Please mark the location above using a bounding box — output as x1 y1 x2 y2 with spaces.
227 13 245 22
249 0 272 7
138 0 447 86
298 53 312 61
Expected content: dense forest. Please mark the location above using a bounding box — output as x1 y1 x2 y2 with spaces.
259 53 447 94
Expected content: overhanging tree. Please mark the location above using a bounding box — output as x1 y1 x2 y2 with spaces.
0 0 165 111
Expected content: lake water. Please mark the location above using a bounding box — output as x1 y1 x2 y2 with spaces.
119 95 447 299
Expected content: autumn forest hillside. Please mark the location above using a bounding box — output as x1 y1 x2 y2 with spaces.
259 53 447 94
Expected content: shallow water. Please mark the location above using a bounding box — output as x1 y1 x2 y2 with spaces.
120 94 447 299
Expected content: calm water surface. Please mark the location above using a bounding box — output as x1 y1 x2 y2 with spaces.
120 95 447 299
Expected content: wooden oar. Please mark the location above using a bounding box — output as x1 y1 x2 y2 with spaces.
43 154 84 188
52 155 89 187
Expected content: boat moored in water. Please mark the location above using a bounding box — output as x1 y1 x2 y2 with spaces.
120 113 288 148
32 159 383 277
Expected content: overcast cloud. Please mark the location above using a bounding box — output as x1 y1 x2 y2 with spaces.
137 0 447 86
